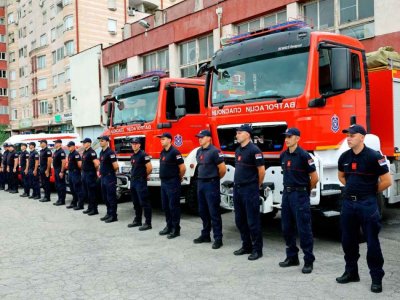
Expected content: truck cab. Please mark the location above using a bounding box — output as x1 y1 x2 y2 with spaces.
102 72 206 202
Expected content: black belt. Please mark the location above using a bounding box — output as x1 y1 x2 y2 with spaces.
345 194 375 201
284 186 308 192
131 176 146 181
235 181 257 188
198 177 219 182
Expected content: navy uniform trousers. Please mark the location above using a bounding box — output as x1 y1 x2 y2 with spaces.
197 178 222 241
341 195 384 282
130 178 151 225
54 168 66 202
82 171 98 212
233 182 263 254
161 177 181 232
281 190 315 263
69 170 84 207
101 173 118 218
28 170 40 197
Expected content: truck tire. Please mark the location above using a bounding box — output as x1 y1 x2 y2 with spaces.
377 192 386 220
261 209 278 224
185 179 199 215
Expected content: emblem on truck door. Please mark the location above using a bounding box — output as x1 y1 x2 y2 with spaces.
174 134 183 147
331 114 339 133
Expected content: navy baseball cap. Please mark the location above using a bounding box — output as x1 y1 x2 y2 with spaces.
130 137 141 144
283 128 301 137
236 124 253 134
97 136 110 141
3 142 8 147
20 143 27 147
8 144 15 148
195 130 212 138
342 124 367 135
157 132 172 139
29 142 36 147
53 139 62 144
67 141 75 147
38 139 48 144
81 138 92 143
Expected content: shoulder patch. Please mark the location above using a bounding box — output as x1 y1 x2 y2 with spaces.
91 153 96 156
176 155 182 160
61 153 65 157
218 152 224 157
308 159 315 166
378 158 386 166
47 151 51 155
110 154 116 159
255 153 263 159
75 154 80 158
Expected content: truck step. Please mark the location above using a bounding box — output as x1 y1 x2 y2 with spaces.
321 210 340 217
321 189 341 196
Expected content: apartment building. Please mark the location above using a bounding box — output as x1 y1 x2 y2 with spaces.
0 1 8 127
6 0 133 133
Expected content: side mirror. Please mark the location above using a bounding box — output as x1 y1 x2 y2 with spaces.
331 48 351 92
175 108 187 118
197 62 209 77
106 102 113 127
174 87 186 107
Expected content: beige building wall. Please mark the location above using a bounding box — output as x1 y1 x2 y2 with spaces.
7 0 128 133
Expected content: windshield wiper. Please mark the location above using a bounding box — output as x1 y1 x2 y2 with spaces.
213 99 245 109
113 119 147 127
242 94 286 103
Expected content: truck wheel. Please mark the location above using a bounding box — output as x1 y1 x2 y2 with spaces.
261 209 278 224
377 193 386 220
185 179 199 215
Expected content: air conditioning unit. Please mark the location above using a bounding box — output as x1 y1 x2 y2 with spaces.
109 30 117 35
48 108 53 114
15 19 19 25
39 0 44 7
128 9 135 16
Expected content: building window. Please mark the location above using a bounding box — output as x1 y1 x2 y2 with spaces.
8 33 15 44
0 70 7 78
56 95 64 112
38 78 47 91
19 66 27 77
340 0 374 24
11 109 18 121
37 55 46 69
9 52 15 63
0 35 6 43
58 72 65 84
51 28 56 41
0 53 6 60
65 67 70 82
66 92 71 109
0 17 4 25
52 51 56 64
237 10 287 34
31 40 36 50
56 24 63 37
304 0 334 30
143 49 169 72
63 0 72 5
0 106 9 115
57 47 64 61
0 88 8 96
64 15 73 31
50 5 55 19
42 10 47 25
108 19 117 34
10 89 17 99
65 40 74 56
53 75 58 87
7 13 14 24
9 70 16 80
40 34 47 47
108 62 127 85
39 100 48 115
180 35 214 78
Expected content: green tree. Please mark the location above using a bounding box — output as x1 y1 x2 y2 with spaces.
0 124 10 144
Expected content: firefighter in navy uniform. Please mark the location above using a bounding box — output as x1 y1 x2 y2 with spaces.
279 128 319 274
19 143 30 197
193 129 226 249
0 147 4 190
233 124 265 261
38 140 53 202
2 143 10 191
157 132 186 239
66 141 85 210
81 138 100 216
336 124 392 293
27 142 40 199
127 137 153 231
7 144 19 194
52 139 67 206
98 136 119 223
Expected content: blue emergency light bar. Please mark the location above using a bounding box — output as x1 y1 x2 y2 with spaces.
120 70 168 84
221 20 309 46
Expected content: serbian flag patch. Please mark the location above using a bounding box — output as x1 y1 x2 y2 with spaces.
255 153 263 159
378 158 386 166
308 159 315 166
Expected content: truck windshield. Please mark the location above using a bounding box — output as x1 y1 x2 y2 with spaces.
212 49 309 106
113 90 158 126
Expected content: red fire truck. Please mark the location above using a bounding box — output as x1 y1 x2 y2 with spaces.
196 20 400 218
101 72 206 209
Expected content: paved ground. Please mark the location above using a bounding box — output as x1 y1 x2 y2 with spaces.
0 191 399 300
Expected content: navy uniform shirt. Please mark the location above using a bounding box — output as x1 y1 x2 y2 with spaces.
28 150 39 171
53 148 66 170
68 150 82 172
234 142 265 184
130 149 151 179
159 146 184 179
99 147 117 175
196 145 224 179
2 150 9 169
280 146 316 187
19 150 30 170
0 152 2 168
7 150 18 169
338 146 389 196
82 147 98 173
39 147 52 170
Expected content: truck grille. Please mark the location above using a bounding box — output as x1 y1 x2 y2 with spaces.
114 136 146 154
217 123 287 153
